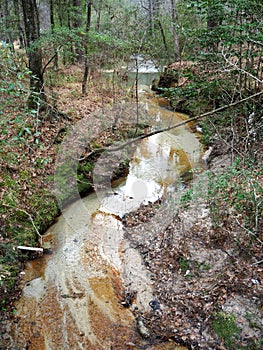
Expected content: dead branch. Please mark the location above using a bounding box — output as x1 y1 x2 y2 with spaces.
79 90 263 161
17 246 43 253
248 39 263 48
2 204 43 244
221 48 263 84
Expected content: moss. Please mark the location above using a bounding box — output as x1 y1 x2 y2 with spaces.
212 312 240 348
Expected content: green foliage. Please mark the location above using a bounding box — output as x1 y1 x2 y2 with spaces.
77 160 93 194
77 174 92 194
40 27 84 63
207 159 263 234
0 44 30 110
180 187 194 207
178 256 190 274
160 68 236 116
185 0 263 55
78 162 92 174
212 312 240 348
0 243 20 296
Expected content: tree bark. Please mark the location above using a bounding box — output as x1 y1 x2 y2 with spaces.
171 0 180 62
95 0 102 32
13 0 23 46
21 0 45 108
72 0 83 62
157 19 170 61
3 0 10 42
82 1 92 94
148 0 154 35
49 0 58 69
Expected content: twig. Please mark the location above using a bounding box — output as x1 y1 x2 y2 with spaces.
233 215 263 245
41 49 62 77
248 39 263 48
252 259 263 266
208 117 243 159
78 90 263 161
221 48 263 83
2 204 43 245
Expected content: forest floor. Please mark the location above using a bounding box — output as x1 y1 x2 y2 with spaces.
122 152 262 349
0 64 262 350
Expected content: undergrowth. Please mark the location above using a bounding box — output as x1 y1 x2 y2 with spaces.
0 45 59 298
208 158 263 236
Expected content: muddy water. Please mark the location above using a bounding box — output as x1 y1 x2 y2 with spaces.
9 93 201 349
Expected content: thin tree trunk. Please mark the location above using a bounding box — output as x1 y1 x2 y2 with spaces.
148 0 154 35
3 0 10 42
171 0 180 62
21 0 45 108
50 0 58 70
58 0 63 26
153 0 160 16
67 0 75 62
82 1 92 94
95 0 102 31
13 0 23 46
134 57 139 135
157 19 170 62
72 0 83 62
256 50 262 90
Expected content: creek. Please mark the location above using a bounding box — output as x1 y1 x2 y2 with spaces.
8 66 202 350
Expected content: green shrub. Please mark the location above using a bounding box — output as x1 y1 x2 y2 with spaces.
207 159 262 235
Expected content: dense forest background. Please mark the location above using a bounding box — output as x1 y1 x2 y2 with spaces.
0 1 262 349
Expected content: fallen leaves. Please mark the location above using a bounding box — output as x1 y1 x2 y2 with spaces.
122 171 262 349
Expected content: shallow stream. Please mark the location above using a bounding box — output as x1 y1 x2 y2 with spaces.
9 69 202 349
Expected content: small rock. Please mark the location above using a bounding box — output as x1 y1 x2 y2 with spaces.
149 299 160 310
137 315 150 338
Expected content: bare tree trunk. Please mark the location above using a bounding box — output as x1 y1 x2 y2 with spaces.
13 0 23 46
67 0 75 62
3 0 10 42
148 0 154 35
57 0 63 26
95 0 102 31
21 0 45 108
50 0 58 70
72 0 83 62
82 1 92 94
153 0 160 16
171 0 180 62
157 19 170 61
